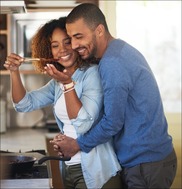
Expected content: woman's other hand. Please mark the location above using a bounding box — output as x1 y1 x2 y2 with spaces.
44 64 72 84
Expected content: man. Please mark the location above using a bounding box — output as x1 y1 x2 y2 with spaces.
51 3 177 189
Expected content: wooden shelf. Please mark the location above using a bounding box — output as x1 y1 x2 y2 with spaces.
0 30 8 35
0 70 40 75
20 70 40 74
0 70 9 75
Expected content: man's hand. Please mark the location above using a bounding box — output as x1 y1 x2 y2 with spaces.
50 134 80 157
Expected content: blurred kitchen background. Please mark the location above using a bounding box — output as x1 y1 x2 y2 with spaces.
0 1 181 188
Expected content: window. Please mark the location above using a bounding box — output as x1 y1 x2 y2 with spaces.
116 1 181 113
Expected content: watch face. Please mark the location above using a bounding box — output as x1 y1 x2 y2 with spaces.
50 61 65 72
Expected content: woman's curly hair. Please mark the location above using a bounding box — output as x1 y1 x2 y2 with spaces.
31 16 96 73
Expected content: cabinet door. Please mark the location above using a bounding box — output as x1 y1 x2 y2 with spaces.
0 15 7 70
46 136 64 189
0 15 7 30
0 34 7 70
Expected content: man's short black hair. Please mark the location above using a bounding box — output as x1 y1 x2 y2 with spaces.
66 3 109 32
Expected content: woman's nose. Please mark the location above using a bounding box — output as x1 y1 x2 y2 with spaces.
58 44 67 52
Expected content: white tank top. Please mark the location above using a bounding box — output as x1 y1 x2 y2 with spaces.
54 85 81 165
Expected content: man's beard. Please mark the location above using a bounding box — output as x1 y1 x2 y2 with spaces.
85 57 100 65
84 41 100 65
84 34 98 60
89 46 97 59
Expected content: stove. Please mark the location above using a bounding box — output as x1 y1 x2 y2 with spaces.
8 165 48 179
0 149 51 180
0 149 53 189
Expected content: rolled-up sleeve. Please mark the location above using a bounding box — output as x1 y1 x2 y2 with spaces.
13 79 56 112
71 66 103 134
13 93 32 112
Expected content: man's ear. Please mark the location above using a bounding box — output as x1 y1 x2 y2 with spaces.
96 24 105 37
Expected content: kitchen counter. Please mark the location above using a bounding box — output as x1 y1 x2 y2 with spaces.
0 179 52 189
0 127 49 152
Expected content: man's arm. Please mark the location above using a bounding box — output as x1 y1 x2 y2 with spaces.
51 58 128 157
75 58 128 153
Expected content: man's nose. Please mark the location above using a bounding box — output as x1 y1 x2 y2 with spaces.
71 39 79 50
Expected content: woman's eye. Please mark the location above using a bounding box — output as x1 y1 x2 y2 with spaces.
51 44 58 48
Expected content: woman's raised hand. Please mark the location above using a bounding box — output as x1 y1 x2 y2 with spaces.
4 53 24 71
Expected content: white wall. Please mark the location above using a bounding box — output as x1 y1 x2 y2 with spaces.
99 1 116 37
100 1 181 114
116 1 181 113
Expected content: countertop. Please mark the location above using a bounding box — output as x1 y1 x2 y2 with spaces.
0 179 52 189
0 127 54 152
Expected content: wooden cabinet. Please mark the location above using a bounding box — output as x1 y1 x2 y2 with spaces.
46 134 64 189
0 14 9 70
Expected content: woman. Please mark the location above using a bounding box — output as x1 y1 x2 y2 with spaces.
4 17 121 189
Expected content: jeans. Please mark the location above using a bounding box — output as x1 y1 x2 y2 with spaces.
62 163 122 189
120 148 177 189
62 163 86 189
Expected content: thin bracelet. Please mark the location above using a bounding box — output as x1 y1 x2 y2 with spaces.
64 87 75 94
63 81 75 91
